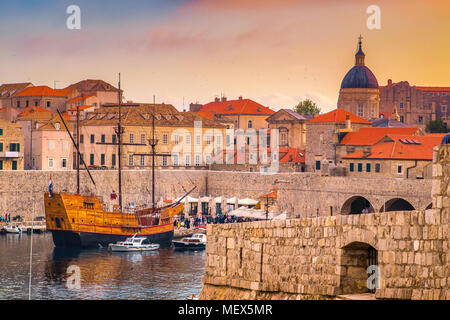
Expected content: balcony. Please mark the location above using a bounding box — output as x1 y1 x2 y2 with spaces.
0 152 23 158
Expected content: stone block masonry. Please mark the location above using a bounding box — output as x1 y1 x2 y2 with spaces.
200 146 449 300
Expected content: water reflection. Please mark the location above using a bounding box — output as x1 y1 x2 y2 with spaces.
0 233 205 300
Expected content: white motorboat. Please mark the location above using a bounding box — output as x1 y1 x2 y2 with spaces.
2 225 23 234
172 233 206 250
108 234 160 252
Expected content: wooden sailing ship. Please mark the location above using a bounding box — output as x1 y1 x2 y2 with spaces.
45 75 190 248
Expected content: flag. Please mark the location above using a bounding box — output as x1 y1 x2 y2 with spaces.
49 176 54 198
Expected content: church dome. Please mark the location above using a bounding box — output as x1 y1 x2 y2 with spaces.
340 65 379 89
340 36 379 89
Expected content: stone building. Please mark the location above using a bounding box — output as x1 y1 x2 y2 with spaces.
379 80 450 128
199 96 274 132
341 134 444 179
30 114 73 170
9 86 77 121
305 109 371 172
265 109 312 150
337 36 380 121
65 79 120 107
0 82 34 120
78 103 227 169
0 118 24 170
15 106 54 170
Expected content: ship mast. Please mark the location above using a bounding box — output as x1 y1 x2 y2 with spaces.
76 104 80 194
149 95 157 212
114 73 124 212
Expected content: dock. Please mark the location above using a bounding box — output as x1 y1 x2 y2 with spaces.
173 227 206 239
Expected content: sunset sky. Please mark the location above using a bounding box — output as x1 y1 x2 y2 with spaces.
0 0 449 113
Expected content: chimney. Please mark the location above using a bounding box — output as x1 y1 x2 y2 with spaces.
345 114 351 129
388 79 392 86
214 97 220 102
221 96 227 102
238 96 243 100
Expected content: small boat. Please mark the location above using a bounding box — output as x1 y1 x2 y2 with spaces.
172 233 206 250
2 225 23 234
108 234 160 252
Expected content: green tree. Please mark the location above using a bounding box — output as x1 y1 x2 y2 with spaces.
293 99 321 116
425 119 448 133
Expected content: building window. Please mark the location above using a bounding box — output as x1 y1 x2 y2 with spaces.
0 129 3 135
48 158 54 168
442 105 447 113
185 154 191 166
12 160 17 170
101 134 105 143
195 154 201 166
174 135 180 144
140 155 145 166
141 134 146 144
226 135 230 146
234 120 238 128
400 102 404 109
0 143 3 152
112 154 116 167
281 133 287 146
206 136 211 145
62 158 67 168
315 161 321 170
112 134 116 144
173 154 179 166
397 165 403 174
162 155 168 167
196 135 200 145
101 154 105 166
34 101 38 106
129 155 133 166
17 101 20 108
90 134 95 143
163 134 168 144
366 163 371 172
216 135 221 146
0 160 3 170
186 134 191 145
357 104 363 117
400 115 404 123
418 116 423 123
47 101 51 108
80 134 84 144
130 133 134 144
248 120 252 129
357 163 363 172
375 163 380 173
349 163 354 172
26 100 29 107
90 154 94 166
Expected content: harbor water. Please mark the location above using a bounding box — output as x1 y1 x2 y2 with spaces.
0 232 205 300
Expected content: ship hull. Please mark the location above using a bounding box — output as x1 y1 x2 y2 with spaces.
50 229 174 249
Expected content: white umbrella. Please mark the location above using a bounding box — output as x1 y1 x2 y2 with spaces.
238 198 259 207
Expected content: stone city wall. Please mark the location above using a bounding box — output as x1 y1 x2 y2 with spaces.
200 145 449 300
0 167 432 219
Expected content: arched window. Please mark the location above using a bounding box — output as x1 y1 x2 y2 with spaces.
248 120 252 129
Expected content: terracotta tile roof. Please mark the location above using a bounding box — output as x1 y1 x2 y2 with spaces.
81 104 225 129
67 95 94 104
15 86 73 97
0 83 33 98
340 127 421 146
16 106 53 121
66 79 118 94
308 109 371 124
200 98 274 115
266 109 313 122
343 134 444 160
68 105 95 112
194 111 216 120
38 114 72 131
0 108 5 113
